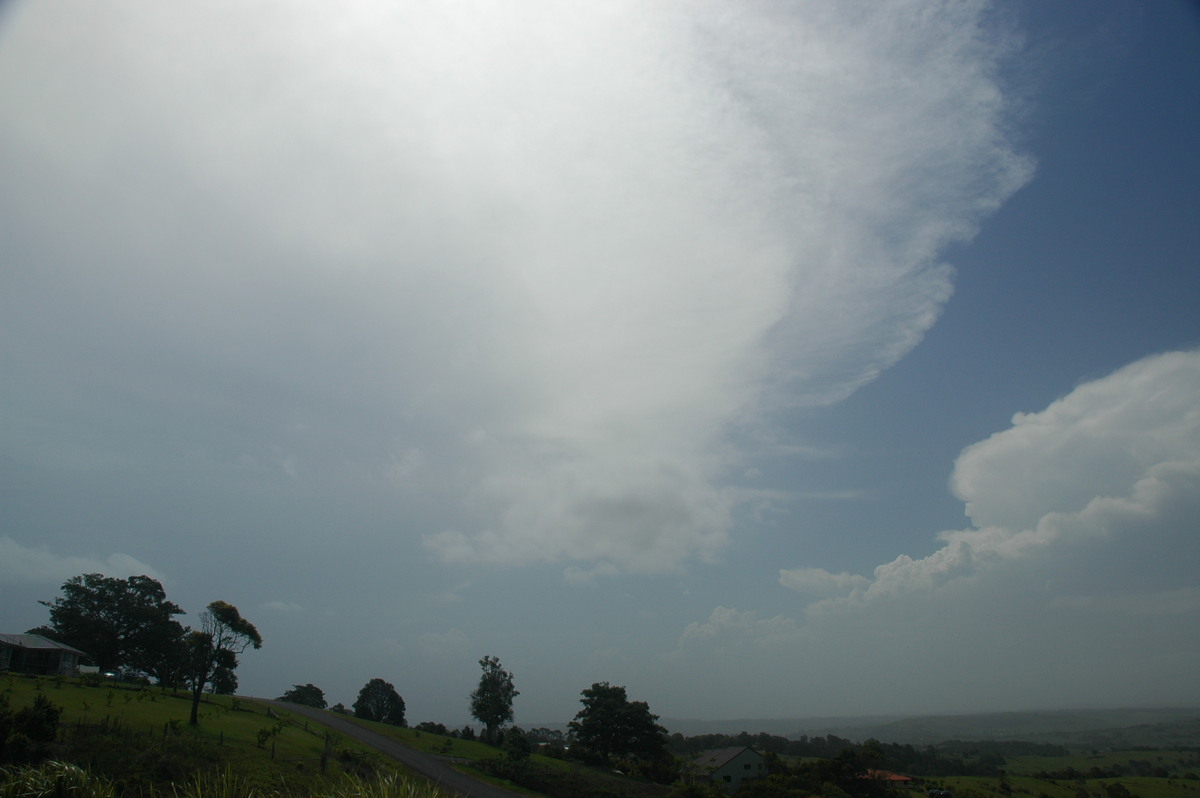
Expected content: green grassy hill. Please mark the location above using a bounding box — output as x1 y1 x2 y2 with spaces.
1 673 672 798
0 673 438 796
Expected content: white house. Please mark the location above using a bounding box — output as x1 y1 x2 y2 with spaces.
0 633 88 677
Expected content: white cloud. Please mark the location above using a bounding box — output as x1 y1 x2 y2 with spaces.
951 349 1200 531
0 536 164 585
722 350 1200 713
0 1 1030 576
775 350 1200 611
680 606 799 646
778 567 870 597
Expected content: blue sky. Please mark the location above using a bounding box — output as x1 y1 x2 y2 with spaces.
2 1 1198 727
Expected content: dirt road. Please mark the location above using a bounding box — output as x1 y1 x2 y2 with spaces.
261 700 524 798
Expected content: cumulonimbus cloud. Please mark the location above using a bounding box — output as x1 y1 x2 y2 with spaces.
0 1 1030 575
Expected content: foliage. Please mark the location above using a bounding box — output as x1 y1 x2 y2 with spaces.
279 683 328 708
36 573 185 678
722 747 888 798
569 681 668 764
667 731 1060 778
503 725 532 760
0 692 62 764
184 601 262 725
527 726 566 743
210 660 239 695
0 761 117 798
354 679 407 726
474 751 674 798
469 655 519 744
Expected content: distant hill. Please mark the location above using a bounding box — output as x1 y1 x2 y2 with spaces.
659 708 1200 747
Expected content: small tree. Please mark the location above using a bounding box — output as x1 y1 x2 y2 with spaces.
353 678 406 726
568 681 667 763
185 601 262 725
278 683 327 708
469 655 519 744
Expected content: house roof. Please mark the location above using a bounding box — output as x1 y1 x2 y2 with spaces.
867 770 914 782
0 633 89 656
694 747 762 769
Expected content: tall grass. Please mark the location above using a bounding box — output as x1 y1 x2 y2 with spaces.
0 763 453 798
0 761 116 798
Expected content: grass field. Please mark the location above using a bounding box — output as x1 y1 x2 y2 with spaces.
917 749 1200 798
1 673 669 797
1 672 409 795
6 672 1197 798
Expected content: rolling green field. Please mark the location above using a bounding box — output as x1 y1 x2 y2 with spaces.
1 673 663 798
919 749 1200 798
1 672 415 795
6 672 1198 798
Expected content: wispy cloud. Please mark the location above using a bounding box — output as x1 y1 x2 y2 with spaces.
0 1 1029 579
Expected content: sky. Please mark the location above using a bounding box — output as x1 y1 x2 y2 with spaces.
2 0 1198 729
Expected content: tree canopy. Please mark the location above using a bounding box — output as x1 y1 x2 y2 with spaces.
353 678 406 726
184 601 262 725
37 573 185 677
469 655 519 743
568 682 667 762
277 683 327 708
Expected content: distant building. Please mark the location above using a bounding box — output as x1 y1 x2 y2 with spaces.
868 769 917 788
689 746 767 792
0 633 89 677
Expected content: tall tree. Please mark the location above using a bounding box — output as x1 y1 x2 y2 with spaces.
568 682 667 762
469 655 519 744
37 573 186 676
353 678 406 726
184 601 262 725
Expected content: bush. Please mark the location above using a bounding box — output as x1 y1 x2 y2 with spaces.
0 693 62 764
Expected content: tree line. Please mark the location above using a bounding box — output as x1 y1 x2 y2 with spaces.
277 662 669 766
669 732 1066 777
26 573 261 726
27 572 1067 792
277 659 676 785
